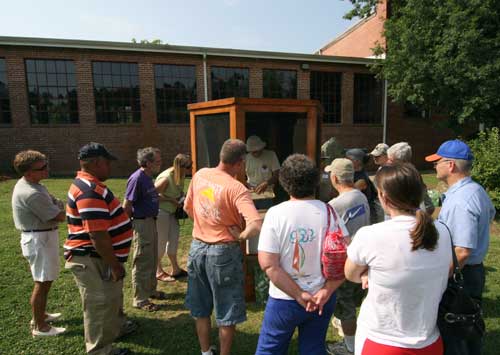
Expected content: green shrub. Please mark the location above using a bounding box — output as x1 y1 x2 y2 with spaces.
468 127 500 210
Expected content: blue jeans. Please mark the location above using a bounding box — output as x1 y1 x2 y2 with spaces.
256 295 336 355
443 263 485 355
185 239 246 326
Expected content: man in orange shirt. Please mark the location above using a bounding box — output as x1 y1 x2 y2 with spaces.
184 139 262 355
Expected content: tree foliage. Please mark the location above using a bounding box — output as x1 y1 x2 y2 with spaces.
131 38 165 45
343 0 500 127
468 127 500 210
342 0 381 20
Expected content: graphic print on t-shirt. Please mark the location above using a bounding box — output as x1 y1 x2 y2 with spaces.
344 204 367 224
196 175 223 222
290 227 316 276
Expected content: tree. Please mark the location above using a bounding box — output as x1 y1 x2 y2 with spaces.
342 0 380 20
344 0 500 127
131 38 166 45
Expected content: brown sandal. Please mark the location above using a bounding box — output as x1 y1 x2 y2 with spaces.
134 301 160 312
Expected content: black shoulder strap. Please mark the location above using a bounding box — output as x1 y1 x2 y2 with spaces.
438 221 462 281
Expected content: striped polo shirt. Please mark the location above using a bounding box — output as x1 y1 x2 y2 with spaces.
64 171 132 262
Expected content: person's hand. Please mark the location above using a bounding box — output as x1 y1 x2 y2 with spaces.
228 225 242 240
56 199 65 211
360 271 369 289
295 291 317 312
254 181 269 194
111 263 126 282
312 288 332 315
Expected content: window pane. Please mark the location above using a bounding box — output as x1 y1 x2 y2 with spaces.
92 61 141 123
310 71 342 124
353 74 382 124
25 59 79 124
263 69 297 99
154 64 197 123
0 58 11 124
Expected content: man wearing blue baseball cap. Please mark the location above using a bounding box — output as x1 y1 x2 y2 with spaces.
426 139 495 355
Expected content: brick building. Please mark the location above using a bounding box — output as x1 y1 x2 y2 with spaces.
317 0 387 58
0 35 453 175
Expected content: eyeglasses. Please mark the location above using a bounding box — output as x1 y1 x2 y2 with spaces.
31 163 48 171
433 159 452 167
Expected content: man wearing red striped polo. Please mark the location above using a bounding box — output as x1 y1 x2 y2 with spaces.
64 142 135 355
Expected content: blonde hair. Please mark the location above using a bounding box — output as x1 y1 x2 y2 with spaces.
173 154 191 185
13 150 47 175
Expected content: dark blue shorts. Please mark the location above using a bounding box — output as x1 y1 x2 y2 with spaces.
256 294 336 355
185 239 246 326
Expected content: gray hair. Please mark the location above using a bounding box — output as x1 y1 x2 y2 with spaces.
137 147 160 167
220 139 247 165
452 158 472 174
387 142 412 162
336 175 354 185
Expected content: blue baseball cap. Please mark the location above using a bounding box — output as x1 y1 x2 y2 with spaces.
425 139 473 162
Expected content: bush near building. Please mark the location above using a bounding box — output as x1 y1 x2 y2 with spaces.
468 127 500 210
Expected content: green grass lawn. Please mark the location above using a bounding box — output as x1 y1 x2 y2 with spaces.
0 175 499 354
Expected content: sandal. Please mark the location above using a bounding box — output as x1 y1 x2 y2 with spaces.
150 291 168 300
170 269 188 280
156 272 175 282
133 301 160 312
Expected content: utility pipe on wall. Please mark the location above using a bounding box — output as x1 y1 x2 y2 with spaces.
203 53 208 101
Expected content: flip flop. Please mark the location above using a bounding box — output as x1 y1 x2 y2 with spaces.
156 272 175 282
170 269 188 279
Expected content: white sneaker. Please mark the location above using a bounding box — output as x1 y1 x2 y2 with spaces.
331 317 344 337
32 326 66 337
326 341 353 355
30 312 62 326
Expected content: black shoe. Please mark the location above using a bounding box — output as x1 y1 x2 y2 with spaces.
117 320 138 339
111 348 132 355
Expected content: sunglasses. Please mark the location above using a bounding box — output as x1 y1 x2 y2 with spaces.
31 163 48 171
433 159 452 167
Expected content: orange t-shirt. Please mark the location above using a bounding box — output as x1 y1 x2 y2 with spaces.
184 167 262 244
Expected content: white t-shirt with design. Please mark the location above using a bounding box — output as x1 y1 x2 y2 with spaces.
348 216 452 350
258 199 348 300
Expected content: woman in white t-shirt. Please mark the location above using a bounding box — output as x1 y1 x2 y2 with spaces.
256 154 348 355
345 163 452 355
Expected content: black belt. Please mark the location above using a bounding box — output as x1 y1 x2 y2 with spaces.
22 227 58 233
464 263 483 268
69 249 101 258
133 216 157 220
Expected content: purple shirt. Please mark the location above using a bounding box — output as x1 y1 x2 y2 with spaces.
125 169 159 218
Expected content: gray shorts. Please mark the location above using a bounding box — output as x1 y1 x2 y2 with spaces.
185 239 246 326
333 280 366 321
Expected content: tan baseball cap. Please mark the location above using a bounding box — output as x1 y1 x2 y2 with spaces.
324 158 354 181
370 143 389 157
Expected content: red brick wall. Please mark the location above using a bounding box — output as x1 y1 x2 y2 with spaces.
320 0 387 58
0 44 456 176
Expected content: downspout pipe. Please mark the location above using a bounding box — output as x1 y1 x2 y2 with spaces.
203 53 208 101
383 79 388 143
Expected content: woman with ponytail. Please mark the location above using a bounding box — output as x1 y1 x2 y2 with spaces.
155 154 192 282
344 163 452 355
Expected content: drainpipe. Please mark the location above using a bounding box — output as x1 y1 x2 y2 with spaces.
382 79 388 143
203 53 208 101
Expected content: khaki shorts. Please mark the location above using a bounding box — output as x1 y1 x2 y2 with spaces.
333 280 366 321
20 230 60 282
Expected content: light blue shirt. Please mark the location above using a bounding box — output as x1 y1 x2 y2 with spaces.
438 177 495 265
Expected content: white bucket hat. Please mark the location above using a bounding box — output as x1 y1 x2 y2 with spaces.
246 135 266 152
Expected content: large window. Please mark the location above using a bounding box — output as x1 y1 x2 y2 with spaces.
92 61 140 124
263 69 297 99
310 71 342 123
0 59 11 124
26 59 78 124
211 67 249 99
353 73 383 124
154 64 197 123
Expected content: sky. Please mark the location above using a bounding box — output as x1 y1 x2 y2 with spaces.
0 0 357 54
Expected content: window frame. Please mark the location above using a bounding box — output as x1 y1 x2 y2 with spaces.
310 71 342 124
263 69 297 99
210 66 249 100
